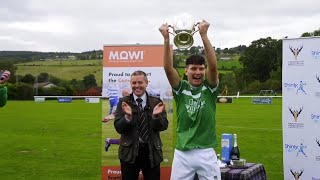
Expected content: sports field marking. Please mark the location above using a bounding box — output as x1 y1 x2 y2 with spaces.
217 125 281 131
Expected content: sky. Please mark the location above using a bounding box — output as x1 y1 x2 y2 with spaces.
1 0 320 52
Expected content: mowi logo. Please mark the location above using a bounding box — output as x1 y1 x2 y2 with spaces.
109 51 144 60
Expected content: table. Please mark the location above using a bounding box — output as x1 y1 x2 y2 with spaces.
220 163 267 180
194 163 267 180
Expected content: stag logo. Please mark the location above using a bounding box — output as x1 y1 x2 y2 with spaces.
290 45 303 60
317 139 320 147
289 107 303 122
290 169 304 180
317 75 320 84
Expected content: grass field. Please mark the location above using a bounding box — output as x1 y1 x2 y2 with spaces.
0 100 101 180
0 97 283 179
14 58 239 86
215 97 283 178
217 59 242 69
15 60 102 84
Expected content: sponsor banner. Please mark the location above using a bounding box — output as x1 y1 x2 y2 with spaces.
34 97 45 102
283 37 320 179
57 97 72 103
85 97 100 103
102 67 171 99
252 97 272 104
102 44 174 177
101 166 172 180
103 44 172 67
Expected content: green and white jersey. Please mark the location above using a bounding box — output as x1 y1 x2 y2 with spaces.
173 79 218 151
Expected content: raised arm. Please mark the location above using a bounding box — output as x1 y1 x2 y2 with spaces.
159 23 180 88
199 20 218 86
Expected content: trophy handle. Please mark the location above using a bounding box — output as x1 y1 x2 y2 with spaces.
167 25 176 36
191 22 200 35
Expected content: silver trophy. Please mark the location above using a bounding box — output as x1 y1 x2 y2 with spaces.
168 14 199 49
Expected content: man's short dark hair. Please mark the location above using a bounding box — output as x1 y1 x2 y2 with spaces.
131 70 148 80
185 55 205 66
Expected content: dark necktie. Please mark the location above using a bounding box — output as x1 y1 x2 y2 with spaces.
136 97 149 143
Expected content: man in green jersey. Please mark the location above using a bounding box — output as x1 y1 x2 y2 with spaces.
159 20 220 180
0 70 10 108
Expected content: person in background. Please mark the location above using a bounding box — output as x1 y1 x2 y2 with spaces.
159 20 221 180
104 138 120 152
106 82 122 115
103 87 131 151
103 83 123 123
114 70 168 180
0 70 10 108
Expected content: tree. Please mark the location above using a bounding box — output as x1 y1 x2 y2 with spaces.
37 73 50 83
218 73 237 95
239 37 281 82
216 48 221 54
301 32 313 37
7 83 34 100
20 74 35 84
301 28 320 37
82 74 97 88
70 78 86 92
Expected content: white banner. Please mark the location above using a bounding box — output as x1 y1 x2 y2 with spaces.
102 67 171 100
282 37 320 179
85 97 100 103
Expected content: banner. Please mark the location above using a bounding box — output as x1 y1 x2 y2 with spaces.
85 97 100 103
102 44 173 180
252 97 272 104
282 37 320 179
57 97 72 103
34 97 45 102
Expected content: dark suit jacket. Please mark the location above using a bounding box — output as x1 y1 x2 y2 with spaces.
114 93 168 168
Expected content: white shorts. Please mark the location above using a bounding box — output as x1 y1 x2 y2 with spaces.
170 148 221 180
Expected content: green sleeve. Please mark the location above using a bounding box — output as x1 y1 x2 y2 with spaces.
0 85 8 107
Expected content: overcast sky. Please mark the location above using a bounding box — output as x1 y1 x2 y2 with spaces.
1 0 319 52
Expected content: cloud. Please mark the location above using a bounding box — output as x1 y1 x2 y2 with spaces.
0 0 319 52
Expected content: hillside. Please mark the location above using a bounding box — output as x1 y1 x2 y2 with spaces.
15 59 102 85
0 50 102 62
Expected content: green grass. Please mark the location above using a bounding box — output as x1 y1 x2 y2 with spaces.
215 97 283 179
15 59 102 66
15 60 102 84
0 100 101 180
217 59 242 69
218 70 234 74
0 98 283 179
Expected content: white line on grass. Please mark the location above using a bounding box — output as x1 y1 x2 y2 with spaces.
217 125 282 131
